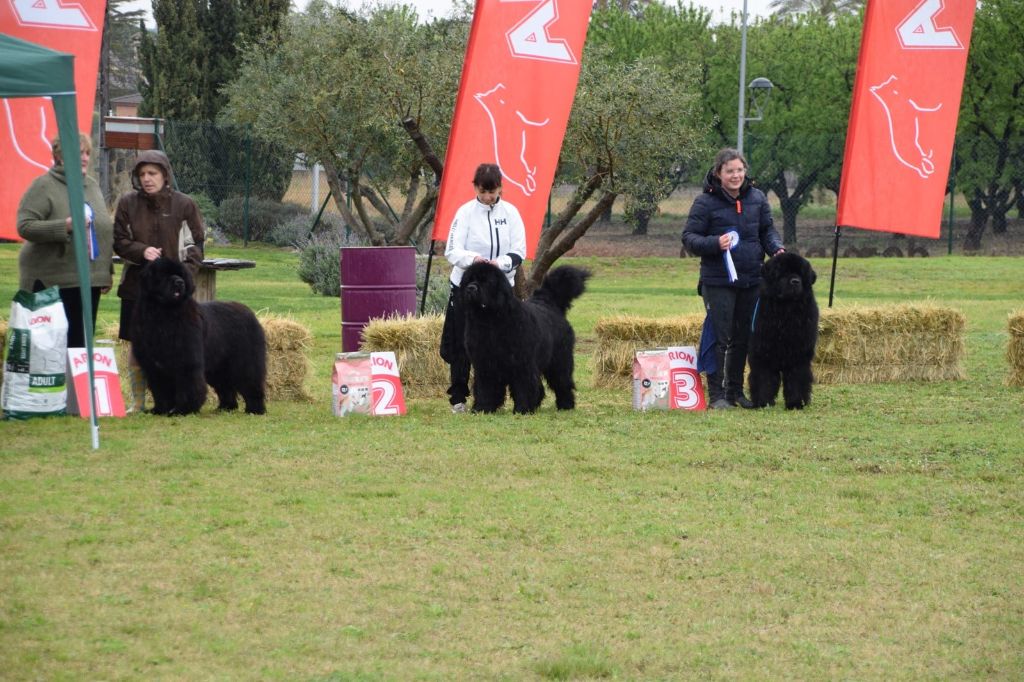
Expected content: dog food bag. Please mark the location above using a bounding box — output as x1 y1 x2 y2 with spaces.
333 353 373 416
332 351 407 417
633 349 671 411
2 287 69 419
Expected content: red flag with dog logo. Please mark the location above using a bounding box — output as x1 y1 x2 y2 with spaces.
432 0 592 257
0 0 107 241
837 0 975 238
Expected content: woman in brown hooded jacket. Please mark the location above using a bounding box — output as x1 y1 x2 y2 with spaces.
113 150 205 411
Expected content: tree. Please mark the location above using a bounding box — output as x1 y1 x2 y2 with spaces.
739 13 860 243
223 2 464 245
139 0 205 120
586 2 715 234
529 47 707 289
140 0 292 202
767 0 864 19
955 0 1024 251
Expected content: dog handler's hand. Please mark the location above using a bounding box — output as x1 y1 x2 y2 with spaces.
143 246 162 261
719 234 732 251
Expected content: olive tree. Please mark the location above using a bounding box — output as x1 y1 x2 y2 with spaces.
222 2 465 246
955 0 1024 250
529 47 707 290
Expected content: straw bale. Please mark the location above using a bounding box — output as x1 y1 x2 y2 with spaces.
592 314 704 387
1007 310 1024 387
259 315 314 402
361 314 448 398
815 305 965 384
592 305 966 388
97 318 314 403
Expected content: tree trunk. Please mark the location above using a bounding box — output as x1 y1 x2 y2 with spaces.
780 197 800 244
631 208 651 235
320 160 357 233
528 191 617 293
963 194 988 251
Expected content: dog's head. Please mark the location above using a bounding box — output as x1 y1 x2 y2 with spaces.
761 252 816 300
461 261 515 313
139 257 195 306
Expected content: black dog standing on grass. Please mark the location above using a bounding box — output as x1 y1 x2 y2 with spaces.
748 252 819 409
460 262 590 414
132 258 267 415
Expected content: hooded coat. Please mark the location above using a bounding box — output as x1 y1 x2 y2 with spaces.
682 169 783 288
113 150 204 301
16 164 114 291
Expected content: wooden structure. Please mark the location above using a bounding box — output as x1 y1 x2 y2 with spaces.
103 116 163 150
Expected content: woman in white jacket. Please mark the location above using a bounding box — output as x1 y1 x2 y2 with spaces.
439 163 527 413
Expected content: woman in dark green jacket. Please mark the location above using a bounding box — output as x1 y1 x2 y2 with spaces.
16 134 114 348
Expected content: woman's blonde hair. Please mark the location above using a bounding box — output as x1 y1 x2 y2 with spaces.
51 133 92 165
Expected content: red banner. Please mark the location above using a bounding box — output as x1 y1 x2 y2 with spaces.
1 0 106 241
432 0 592 257
837 0 975 238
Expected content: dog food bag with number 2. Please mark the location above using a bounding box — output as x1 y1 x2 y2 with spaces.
332 351 406 416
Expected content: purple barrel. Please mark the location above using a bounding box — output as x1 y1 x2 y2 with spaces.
340 246 417 352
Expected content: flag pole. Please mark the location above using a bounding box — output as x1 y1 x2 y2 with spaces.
828 224 841 308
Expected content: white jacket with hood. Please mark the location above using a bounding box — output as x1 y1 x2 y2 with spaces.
445 197 527 286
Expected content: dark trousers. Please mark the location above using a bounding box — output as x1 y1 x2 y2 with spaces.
59 287 102 349
702 283 759 401
439 284 470 405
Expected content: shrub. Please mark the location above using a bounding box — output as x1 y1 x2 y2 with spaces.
296 234 447 311
217 197 306 243
296 231 366 296
190 192 218 227
417 255 450 314
268 212 345 248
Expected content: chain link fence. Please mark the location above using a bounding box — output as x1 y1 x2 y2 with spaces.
105 123 1023 255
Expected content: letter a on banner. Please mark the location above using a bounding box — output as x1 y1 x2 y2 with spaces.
0 0 107 241
432 0 593 257
836 0 975 238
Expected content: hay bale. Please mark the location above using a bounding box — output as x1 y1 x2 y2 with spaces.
361 314 447 398
593 305 966 388
1007 310 1024 387
815 304 965 384
100 317 315 403
259 315 314 402
592 314 704 387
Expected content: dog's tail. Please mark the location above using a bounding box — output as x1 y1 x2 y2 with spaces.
532 265 591 314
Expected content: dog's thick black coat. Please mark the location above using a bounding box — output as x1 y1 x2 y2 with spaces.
748 252 819 410
461 262 590 414
132 258 267 415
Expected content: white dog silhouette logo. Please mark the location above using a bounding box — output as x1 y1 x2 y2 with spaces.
474 83 550 196
869 75 943 179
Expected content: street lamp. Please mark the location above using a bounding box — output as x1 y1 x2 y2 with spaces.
735 0 773 155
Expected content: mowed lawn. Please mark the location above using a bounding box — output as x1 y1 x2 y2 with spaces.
1 242 1022 680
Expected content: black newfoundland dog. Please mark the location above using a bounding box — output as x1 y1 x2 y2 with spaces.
132 258 267 415
461 262 590 414
748 252 819 410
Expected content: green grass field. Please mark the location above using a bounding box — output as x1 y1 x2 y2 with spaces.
2 242 1022 680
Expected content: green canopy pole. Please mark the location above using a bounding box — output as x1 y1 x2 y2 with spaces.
55 96 100 449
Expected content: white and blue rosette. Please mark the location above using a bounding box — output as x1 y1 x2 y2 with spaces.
84 203 98 261
723 230 740 283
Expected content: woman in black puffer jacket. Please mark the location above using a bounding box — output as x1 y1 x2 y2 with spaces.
682 148 784 409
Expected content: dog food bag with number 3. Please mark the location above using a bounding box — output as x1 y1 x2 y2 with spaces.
632 346 706 412
2 287 69 419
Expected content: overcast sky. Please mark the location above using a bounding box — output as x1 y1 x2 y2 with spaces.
123 0 775 27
